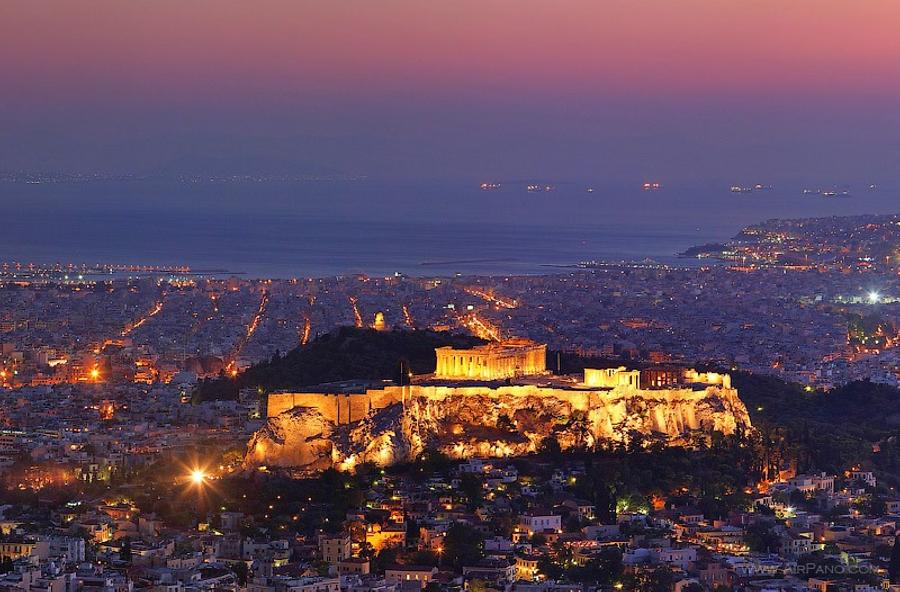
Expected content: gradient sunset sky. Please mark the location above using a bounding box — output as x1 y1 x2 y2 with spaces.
3 0 900 183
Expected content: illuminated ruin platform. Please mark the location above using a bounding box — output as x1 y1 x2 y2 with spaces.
434 338 547 380
266 344 739 428
251 345 752 470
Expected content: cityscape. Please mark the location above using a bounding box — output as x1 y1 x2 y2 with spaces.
0 211 897 592
2 2 900 592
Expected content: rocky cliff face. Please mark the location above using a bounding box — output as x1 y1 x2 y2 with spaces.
245 386 752 472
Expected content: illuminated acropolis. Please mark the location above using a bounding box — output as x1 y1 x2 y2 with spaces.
263 341 748 431
434 339 547 380
253 340 752 470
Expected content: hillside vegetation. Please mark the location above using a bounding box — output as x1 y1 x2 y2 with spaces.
193 327 484 402
195 328 900 486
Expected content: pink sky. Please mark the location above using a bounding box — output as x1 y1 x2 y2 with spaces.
3 1 900 180
4 0 900 103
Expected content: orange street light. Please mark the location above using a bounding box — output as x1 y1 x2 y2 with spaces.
190 469 207 485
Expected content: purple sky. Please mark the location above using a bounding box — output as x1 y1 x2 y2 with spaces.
3 1 900 184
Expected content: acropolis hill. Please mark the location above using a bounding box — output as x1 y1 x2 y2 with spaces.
246 339 752 472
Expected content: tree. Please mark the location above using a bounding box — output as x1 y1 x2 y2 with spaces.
233 562 249 586
537 554 563 581
496 414 516 433
119 537 132 563
539 436 562 459
621 565 675 592
889 535 900 584
568 546 622 586
406 518 420 545
410 449 455 478
744 521 780 553
0 557 13 574
551 541 574 569
567 411 591 449
407 550 439 567
459 473 484 509
443 523 483 570
564 513 584 533
358 542 376 561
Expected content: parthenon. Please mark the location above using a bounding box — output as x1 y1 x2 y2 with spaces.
433 338 547 380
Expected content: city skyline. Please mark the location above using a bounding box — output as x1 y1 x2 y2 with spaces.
1 4 899 591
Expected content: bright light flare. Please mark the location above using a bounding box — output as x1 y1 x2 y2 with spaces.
867 291 880 304
190 469 207 485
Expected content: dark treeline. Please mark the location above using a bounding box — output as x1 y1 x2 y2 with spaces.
733 372 900 487
193 327 483 402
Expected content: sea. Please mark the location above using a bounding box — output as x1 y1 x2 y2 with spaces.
2 179 896 278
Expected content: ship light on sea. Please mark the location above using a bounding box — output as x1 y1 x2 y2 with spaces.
642 181 661 191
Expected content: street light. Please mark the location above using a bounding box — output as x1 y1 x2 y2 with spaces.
867 291 880 304
190 469 207 485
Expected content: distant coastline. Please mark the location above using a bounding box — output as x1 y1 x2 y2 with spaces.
677 242 728 258
3 180 897 279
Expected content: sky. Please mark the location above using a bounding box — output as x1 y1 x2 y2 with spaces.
3 0 900 184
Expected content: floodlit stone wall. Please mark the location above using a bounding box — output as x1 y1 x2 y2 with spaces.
264 374 747 444
248 377 752 471
253 345 750 470
267 390 402 424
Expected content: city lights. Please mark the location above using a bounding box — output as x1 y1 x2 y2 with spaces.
2 2 898 589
